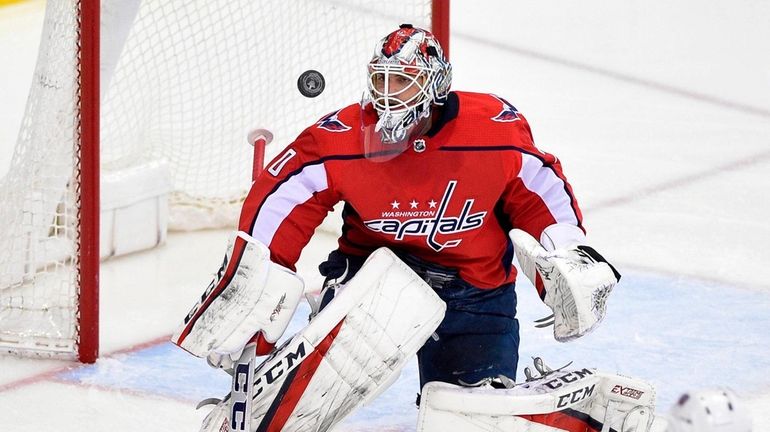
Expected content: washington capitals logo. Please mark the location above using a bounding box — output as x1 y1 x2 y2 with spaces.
316 110 351 132
363 181 487 252
491 95 521 122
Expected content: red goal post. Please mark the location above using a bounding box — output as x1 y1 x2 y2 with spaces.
0 0 450 363
79 0 100 365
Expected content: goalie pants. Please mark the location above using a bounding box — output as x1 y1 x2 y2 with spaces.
319 250 520 391
417 279 519 388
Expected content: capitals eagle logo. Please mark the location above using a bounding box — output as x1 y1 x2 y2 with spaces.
491 95 521 123
316 110 352 132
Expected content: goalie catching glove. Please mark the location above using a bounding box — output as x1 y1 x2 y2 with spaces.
171 231 304 369
511 224 621 342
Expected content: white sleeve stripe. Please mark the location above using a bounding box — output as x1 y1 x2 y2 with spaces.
518 153 579 225
251 163 329 246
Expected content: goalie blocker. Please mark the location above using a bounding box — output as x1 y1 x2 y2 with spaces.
198 247 446 432
171 231 304 368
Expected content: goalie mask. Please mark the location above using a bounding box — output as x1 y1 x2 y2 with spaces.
362 24 451 161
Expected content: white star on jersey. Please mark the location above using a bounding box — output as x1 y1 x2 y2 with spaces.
428 200 437 209
410 200 419 209
390 200 400 209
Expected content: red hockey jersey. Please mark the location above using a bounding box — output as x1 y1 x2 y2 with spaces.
238 91 583 289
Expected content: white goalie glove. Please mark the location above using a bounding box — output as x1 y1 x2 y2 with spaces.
510 224 621 342
171 231 304 369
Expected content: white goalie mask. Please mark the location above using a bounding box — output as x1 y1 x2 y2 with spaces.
363 24 451 160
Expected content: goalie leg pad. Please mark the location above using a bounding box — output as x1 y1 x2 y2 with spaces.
201 247 446 432
591 372 667 432
417 365 665 432
171 231 304 358
417 368 602 432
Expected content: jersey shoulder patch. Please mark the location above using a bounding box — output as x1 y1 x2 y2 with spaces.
316 104 359 132
490 94 521 123
316 109 351 132
305 103 366 157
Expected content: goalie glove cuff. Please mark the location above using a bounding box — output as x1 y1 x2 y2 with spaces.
538 223 620 282
540 222 586 252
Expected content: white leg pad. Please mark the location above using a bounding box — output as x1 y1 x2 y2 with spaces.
200 247 446 432
418 368 602 432
417 368 665 432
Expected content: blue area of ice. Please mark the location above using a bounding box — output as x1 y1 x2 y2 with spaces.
57 341 229 402
56 269 770 429
56 303 317 403
514 269 770 409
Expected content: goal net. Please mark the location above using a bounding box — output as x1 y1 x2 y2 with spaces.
0 0 447 362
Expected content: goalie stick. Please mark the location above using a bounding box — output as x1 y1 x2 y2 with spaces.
226 327 316 432
198 327 349 432
225 331 283 432
230 343 257 432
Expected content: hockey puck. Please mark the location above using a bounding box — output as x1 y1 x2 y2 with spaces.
297 70 325 98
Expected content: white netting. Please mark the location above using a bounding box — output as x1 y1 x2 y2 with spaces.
0 0 434 358
102 0 434 230
0 0 80 357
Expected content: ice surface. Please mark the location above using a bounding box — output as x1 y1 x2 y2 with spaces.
2 0 769 430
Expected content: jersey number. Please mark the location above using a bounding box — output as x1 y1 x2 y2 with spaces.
268 149 297 176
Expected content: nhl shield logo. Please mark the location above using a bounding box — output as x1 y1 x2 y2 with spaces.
413 139 426 153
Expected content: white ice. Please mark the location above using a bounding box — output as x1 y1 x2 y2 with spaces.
1 0 770 431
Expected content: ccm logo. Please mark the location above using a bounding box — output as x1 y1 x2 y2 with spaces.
183 253 228 325
544 368 594 390
254 341 309 397
611 385 645 400
231 361 252 431
557 384 596 408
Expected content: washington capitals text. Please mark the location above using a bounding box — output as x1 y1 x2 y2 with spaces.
363 181 487 252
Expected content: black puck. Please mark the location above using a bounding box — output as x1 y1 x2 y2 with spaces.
297 70 325 98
